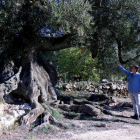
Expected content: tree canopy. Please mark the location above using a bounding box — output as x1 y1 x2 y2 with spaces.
1 0 140 74
0 0 92 62
86 0 140 77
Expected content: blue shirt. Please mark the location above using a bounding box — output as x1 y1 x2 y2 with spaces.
119 65 140 92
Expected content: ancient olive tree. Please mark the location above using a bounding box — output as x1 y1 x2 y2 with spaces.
0 0 92 126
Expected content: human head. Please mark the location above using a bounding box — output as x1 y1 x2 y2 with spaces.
132 65 139 72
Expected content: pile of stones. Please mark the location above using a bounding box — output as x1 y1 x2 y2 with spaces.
59 79 129 98
0 96 32 129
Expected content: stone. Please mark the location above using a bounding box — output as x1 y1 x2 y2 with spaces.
99 86 102 89
17 110 25 116
116 86 121 90
8 110 19 118
95 88 98 93
10 105 19 110
0 102 32 129
86 85 95 92
102 85 110 90
0 114 15 128
0 103 4 115
110 84 117 91
19 103 32 112
102 79 108 83
63 83 76 91
8 109 25 119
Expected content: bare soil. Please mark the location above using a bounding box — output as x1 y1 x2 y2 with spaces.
0 93 140 140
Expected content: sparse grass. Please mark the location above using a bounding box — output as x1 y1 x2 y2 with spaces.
25 133 36 140
82 94 90 99
74 90 79 95
15 122 19 126
25 136 30 140
65 91 91 99
132 123 139 126
7 124 14 130
125 96 128 98
68 111 81 119
40 127 49 133
113 91 118 96
30 124 35 128
66 124 74 129
84 90 88 93
117 118 121 121
58 87 63 91
52 108 63 121
39 126 54 133
112 117 122 122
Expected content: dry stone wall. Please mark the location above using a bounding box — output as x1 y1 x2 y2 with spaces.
58 79 129 98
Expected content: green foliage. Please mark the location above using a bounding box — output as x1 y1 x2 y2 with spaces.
86 0 140 79
25 132 36 140
1 0 50 61
15 122 19 126
66 123 74 129
0 0 92 62
1 0 140 80
51 0 92 34
39 127 49 133
39 125 57 133
57 48 100 81
30 124 35 128
52 108 62 121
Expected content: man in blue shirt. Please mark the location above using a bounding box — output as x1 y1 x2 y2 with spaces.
116 62 140 120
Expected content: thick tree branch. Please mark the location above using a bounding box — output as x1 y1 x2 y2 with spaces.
92 5 121 11
116 38 129 64
39 34 74 51
90 32 99 59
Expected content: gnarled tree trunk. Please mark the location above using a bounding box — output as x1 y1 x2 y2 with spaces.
0 47 104 129
0 50 58 126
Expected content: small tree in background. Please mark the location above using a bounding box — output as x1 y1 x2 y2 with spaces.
57 48 100 81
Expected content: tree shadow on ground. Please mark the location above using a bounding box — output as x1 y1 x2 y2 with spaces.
84 116 139 125
111 107 133 112
63 111 140 126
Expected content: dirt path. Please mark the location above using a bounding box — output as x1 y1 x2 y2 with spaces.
53 125 140 140
1 112 140 140
3 124 139 140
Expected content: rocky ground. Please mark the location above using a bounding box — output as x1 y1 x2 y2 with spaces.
0 92 140 140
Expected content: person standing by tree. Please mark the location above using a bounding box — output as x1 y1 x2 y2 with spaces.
116 62 140 120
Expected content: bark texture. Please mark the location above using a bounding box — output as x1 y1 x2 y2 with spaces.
0 53 57 126
0 52 110 128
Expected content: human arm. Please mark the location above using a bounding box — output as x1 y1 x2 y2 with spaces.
119 65 130 76
115 62 130 76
